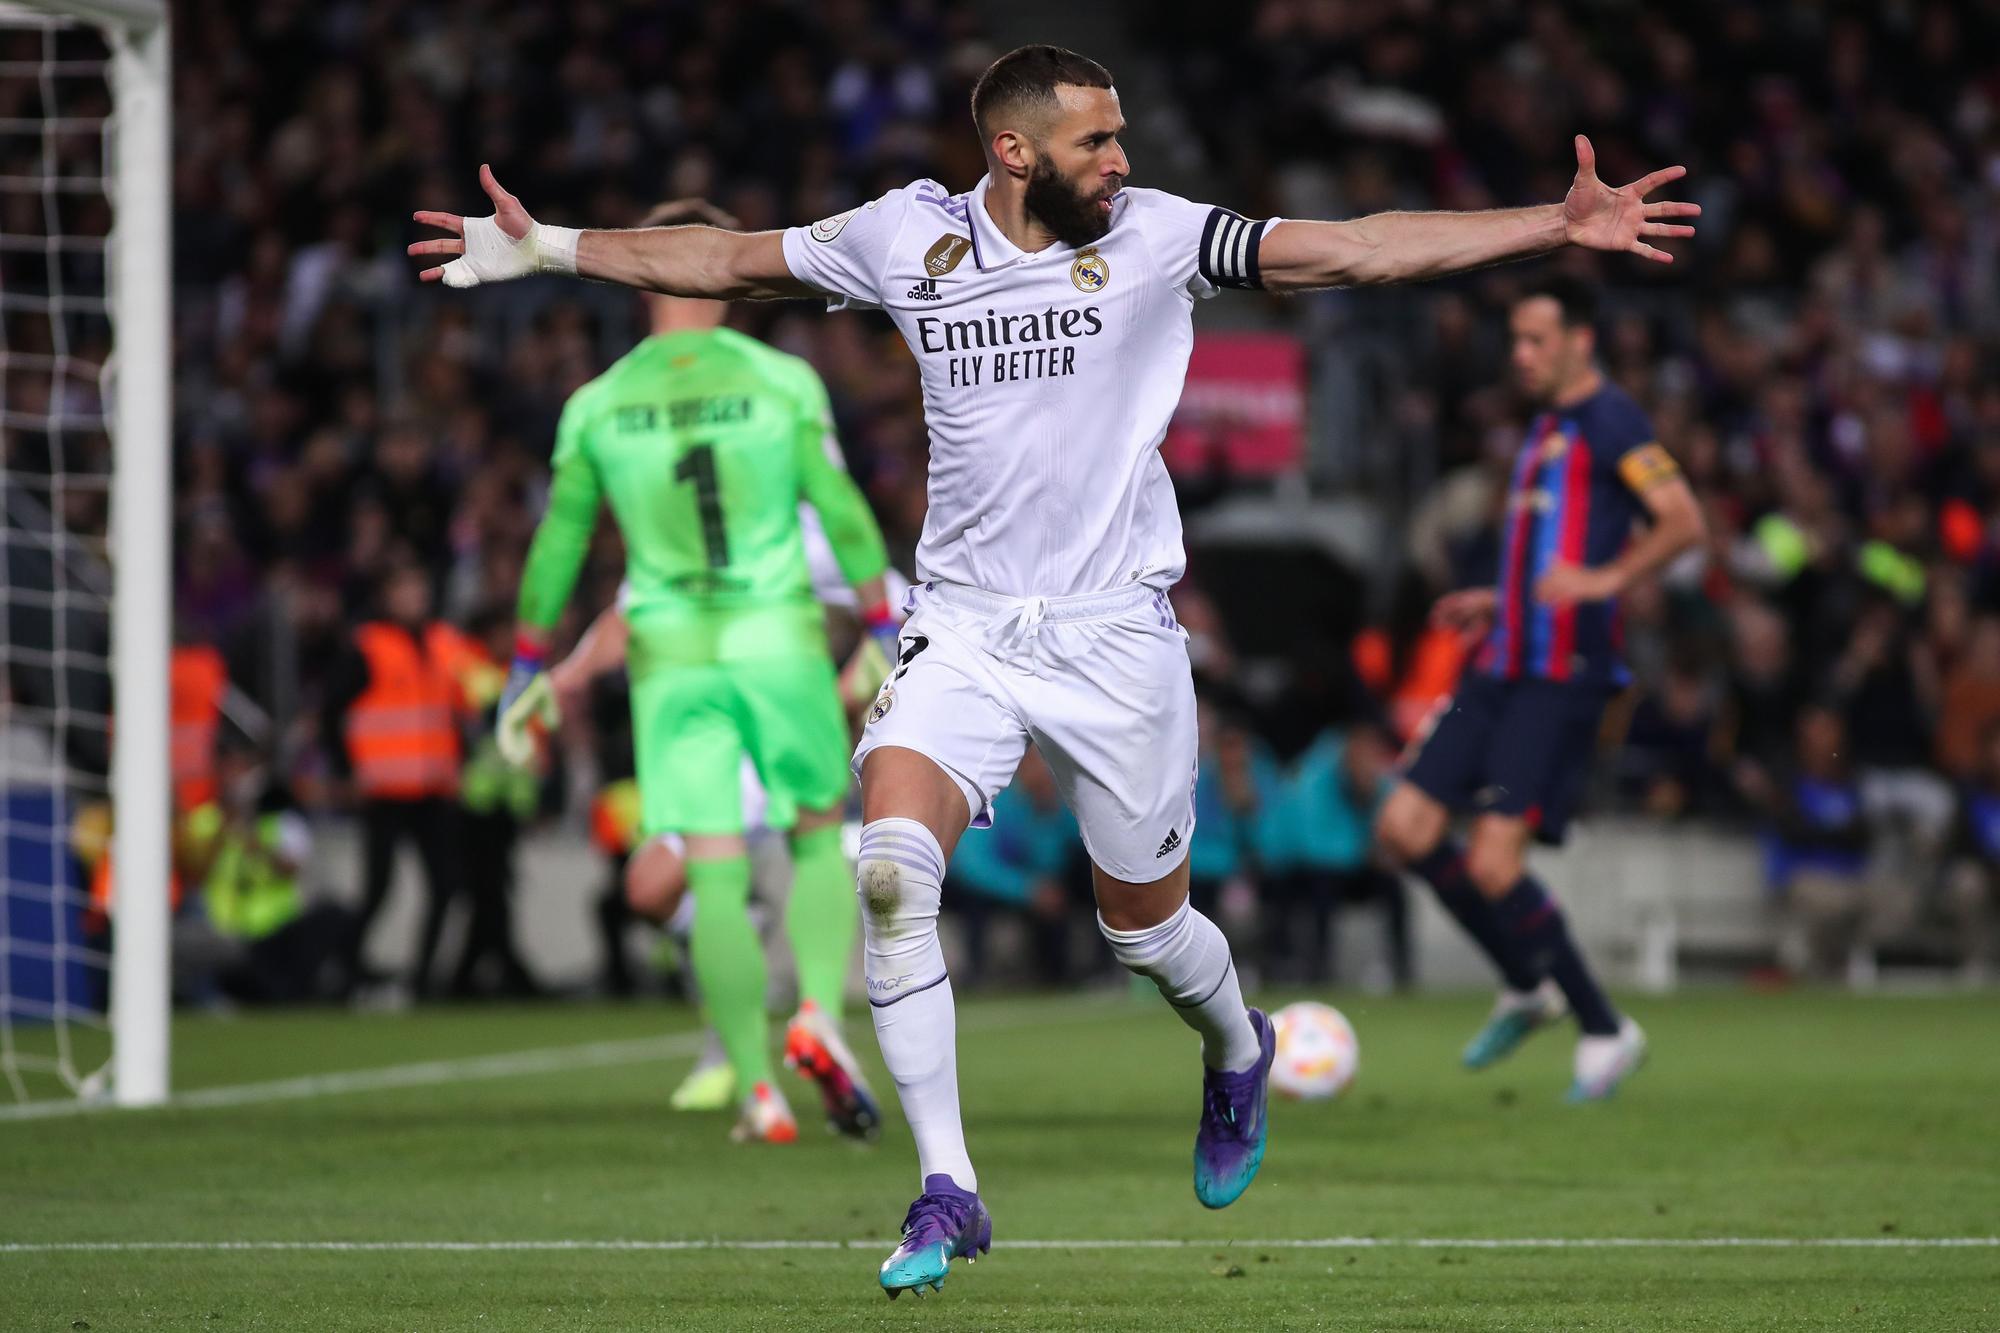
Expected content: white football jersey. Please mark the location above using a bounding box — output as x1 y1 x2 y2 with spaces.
782 176 1272 599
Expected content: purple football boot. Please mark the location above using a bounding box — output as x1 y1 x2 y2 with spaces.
879 1173 991 1298
1193 1007 1276 1209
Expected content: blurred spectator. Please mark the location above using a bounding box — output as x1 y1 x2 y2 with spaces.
1942 721 2000 985
450 608 542 999
1187 697 1283 929
1747 706 1906 985
169 637 229 814
945 750 1079 990
1825 600 1955 891
1616 653 1724 818
1934 616 2000 783
320 563 474 995
172 743 357 1006
1265 724 1409 990
1721 599 1800 785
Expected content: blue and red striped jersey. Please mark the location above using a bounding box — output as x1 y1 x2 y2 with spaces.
1478 382 1665 686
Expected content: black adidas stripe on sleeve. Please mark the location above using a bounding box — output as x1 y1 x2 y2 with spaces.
1197 208 1270 290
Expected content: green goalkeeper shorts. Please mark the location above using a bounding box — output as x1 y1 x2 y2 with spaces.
627 653 852 838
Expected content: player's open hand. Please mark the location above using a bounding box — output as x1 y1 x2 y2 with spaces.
1561 136 1699 264
408 164 561 288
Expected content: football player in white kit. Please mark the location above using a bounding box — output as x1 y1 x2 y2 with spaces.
409 42 1698 1299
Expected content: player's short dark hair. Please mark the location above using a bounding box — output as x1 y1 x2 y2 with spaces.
970 44 1113 141
1519 273 1599 330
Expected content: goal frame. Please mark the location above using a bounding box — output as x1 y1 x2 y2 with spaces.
20 0 171 1106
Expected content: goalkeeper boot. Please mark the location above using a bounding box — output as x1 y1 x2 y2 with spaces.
1462 979 1567 1070
879 1174 991 1299
1566 1018 1647 1103
1193 1007 1276 1210
783 1000 882 1141
668 1031 736 1112
729 1081 799 1144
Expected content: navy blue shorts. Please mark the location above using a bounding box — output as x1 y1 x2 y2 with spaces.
1400 673 1612 845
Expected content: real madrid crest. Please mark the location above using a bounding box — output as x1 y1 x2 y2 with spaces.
1070 247 1109 293
868 686 895 724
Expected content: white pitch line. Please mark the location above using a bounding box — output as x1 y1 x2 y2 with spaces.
0 1033 706 1123
1 1238 1995 1254
0 995 1130 1124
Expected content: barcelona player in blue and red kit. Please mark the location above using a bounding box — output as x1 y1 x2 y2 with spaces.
1376 276 1705 1101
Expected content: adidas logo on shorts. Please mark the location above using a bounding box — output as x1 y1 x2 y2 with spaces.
1155 828 1181 859
905 278 943 301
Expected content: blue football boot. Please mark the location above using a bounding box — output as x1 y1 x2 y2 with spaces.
1462 981 1567 1071
1193 1007 1276 1209
879 1174 991 1299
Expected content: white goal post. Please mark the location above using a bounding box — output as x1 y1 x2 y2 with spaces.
4 0 169 1107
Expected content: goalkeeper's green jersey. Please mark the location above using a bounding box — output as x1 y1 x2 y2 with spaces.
516 328 889 666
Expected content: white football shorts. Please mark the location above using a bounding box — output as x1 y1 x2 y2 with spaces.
853 580 1198 881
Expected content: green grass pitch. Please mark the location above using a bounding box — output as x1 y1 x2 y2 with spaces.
2 989 1996 1330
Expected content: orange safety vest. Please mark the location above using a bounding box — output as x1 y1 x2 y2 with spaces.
170 645 227 812
344 622 467 800
425 622 501 710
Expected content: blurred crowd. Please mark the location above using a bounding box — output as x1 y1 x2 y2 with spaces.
5 2 1999 996
170 0 995 710
159 0 1005 997
1140 0 2000 976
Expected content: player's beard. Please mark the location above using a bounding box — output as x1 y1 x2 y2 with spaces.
1025 156 1120 249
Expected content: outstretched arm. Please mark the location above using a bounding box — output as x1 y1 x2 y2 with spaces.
409 165 814 300
1258 136 1698 292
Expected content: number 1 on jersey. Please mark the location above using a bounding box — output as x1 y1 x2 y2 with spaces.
674 442 729 569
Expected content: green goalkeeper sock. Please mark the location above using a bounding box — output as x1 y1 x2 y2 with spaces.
687 855 770 1092
786 823 858 1023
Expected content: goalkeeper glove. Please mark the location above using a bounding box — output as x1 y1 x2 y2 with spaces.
840 636 894 712
495 645 560 767
841 602 903 710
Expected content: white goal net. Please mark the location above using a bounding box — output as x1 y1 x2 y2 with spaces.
0 0 168 1109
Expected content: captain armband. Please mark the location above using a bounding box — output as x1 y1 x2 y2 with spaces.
1617 442 1681 492
1197 208 1272 290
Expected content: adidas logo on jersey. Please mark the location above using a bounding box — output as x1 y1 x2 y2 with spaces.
905 278 943 301
1156 828 1181 859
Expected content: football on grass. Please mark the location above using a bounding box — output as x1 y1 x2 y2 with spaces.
1270 1001 1359 1101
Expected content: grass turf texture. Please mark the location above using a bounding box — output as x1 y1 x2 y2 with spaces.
2 990 1996 1331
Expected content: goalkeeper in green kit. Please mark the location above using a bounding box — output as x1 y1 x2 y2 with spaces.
497 200 900 1145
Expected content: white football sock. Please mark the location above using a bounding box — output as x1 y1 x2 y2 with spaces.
1101 898 1261 1072
857 817 976 1193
